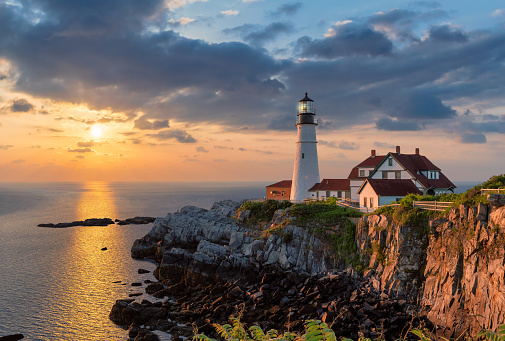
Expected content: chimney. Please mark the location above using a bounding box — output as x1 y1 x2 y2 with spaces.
396 146 400 154
415 148 419 155
371 149 376 157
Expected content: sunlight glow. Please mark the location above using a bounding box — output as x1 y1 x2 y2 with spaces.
91 125 103 138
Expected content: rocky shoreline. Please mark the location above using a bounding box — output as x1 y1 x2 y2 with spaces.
109 196 505 340
109 200 427 340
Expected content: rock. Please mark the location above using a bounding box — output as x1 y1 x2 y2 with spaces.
488 194 505 207
138 268 150 274
116 217 156 225
132 282 142 287
0 335 24 341
101 247 107 251
38 218 115 228
146 282 164 295
134 330 160 341
129 293 143 297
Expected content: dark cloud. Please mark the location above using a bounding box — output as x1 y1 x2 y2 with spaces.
75 155 85 159
10 98 34 112
376 117 424 131
390 93 456 119
77 140 95 147
294 23 393 59
0 144 13 150
11 159 25 164
428 25 468 43
373 142 396 149
196 146 209 153
68 147 94 153
147 129 196 143
223 22 293 46
134 117 170 130
271 2 302 16
460 132 487 144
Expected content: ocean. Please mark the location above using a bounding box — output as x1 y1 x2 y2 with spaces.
0 180 479 340
0 181 268 341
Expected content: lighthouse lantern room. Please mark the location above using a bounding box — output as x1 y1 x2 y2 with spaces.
290 92 320 202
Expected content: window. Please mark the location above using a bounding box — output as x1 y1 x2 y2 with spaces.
363 197 367 207
302 153 304 159
388 158 393 166
326 191 330 197
281 190 285 196
359 170 365 177
370 197 374 208
337 191 342 198
382 171 388 179
369 170 373 176
395 171 401 179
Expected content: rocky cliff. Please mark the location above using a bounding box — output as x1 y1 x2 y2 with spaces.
111 200 424 340
356 195 505 338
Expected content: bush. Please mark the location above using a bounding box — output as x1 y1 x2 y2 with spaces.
238 200 292 223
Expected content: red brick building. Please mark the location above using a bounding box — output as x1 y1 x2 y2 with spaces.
266 180 292 201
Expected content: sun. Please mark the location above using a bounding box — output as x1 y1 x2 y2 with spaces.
91 125 103 138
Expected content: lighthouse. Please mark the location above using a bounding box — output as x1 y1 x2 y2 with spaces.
290 92 320 202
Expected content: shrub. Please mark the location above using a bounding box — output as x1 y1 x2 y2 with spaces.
238 200 292 223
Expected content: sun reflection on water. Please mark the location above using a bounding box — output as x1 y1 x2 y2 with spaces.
76 181 118 220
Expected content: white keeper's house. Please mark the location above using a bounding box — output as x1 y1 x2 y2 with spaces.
265 94 456 208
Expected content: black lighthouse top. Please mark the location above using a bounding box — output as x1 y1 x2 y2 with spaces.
297 92 317 125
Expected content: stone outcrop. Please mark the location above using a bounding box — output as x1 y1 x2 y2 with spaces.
131 201 335 280
421 203 505 337
356 214 428 300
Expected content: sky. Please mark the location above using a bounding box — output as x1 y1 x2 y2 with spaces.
0 0 504 182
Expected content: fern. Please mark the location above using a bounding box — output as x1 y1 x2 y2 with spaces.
304 320 336 341
477 325 505 341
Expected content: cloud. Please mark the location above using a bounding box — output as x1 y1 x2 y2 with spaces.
12 159 26 164
221 10 239 16
428 25 468 43
271 2 302 16
77 140 95 147
147 129 196 143
492 9 505 18
134 117 170 130
223 22 293 46
294 22 393 59
373 142 396 149
460 132 487 144
214 159 227 162
168 17 196 27
10 98 34 112
390 93 456 119
319 140 359 150
68 147 94 153
376 117 424 131
75 155 85 159
196 146 209 153
0 144 13 150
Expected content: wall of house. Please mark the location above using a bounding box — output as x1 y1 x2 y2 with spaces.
310 190 351 200
266 187 291 201
350 180 365 201
358 184 379 208
370 157 407 180
378 196 403 206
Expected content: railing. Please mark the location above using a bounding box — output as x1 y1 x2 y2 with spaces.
481 189 505 195
413 201 453 211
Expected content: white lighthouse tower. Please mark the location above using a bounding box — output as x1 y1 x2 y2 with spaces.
290 92 320 202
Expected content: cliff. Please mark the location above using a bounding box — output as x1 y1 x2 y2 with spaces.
357 195 505 338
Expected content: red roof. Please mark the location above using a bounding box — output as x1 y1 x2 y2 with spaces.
389 153 455 189
309 179 350 191
347 155 386 179
360 179 422 196
266 180 292 188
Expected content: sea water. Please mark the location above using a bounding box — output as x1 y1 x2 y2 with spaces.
0 182 267 340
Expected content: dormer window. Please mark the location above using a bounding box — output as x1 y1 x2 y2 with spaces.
359 170 365 177
388 158 393 166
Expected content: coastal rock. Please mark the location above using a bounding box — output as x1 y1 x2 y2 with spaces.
116 217 156 225
0 335 24 341
38 218 115 228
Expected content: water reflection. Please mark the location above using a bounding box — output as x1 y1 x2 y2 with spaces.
50 182 133 339
76 181 117 220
